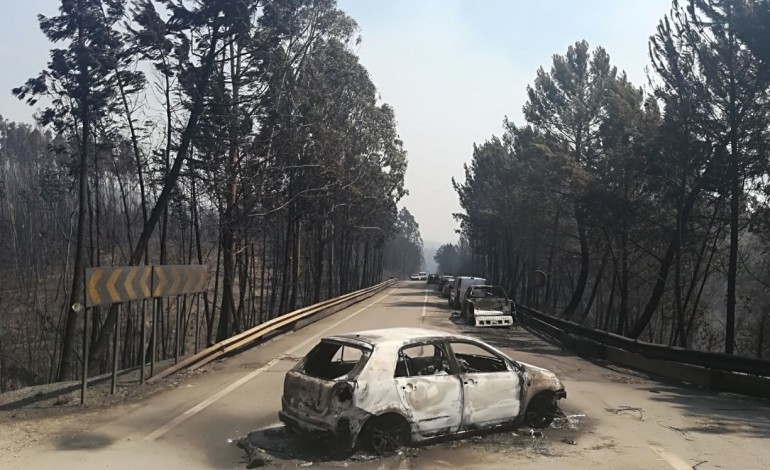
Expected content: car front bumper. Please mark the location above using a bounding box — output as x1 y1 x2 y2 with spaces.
474 315 514 327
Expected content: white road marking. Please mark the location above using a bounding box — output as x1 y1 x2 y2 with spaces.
421 286 428 323
648 445 693 470
143 287 397 441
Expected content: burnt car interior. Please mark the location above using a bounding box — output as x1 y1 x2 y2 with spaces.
395 343 451 377
468 286 507 299
449 342 508 373
301 341 367 380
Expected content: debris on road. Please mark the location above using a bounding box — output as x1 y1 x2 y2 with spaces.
562 438 577 445
349 453 378 462
659 423 688 435
526 429 544 438
552 414 584 430
611 405 644 420
237 437 272 468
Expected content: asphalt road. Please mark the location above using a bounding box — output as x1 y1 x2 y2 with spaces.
3 283 770 469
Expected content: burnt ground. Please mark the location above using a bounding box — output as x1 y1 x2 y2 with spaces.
236 414 591 469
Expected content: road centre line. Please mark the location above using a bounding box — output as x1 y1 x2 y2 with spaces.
648 444 693 470
143 287 397 441
421 285 428 323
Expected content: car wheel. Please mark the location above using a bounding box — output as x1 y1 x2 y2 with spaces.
525 392 558 428
363 414 410 455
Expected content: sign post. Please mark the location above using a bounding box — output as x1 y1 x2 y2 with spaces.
111 304 120 395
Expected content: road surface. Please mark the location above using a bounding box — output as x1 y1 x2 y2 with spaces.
2 283 769 469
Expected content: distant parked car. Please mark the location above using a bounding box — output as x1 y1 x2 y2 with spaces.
449 276 487 309
461 285 515 328
437 276 454 295
427 274 440 284
410 273 419 281
279 327 566 454
418 272 428 281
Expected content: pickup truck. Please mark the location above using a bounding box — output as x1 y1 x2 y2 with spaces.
461 285 515 328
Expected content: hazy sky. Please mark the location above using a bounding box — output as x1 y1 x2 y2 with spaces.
0 0 672 244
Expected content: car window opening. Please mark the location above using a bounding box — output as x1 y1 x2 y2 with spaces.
395 343 451 377
450 342 508 374
302 341 367 380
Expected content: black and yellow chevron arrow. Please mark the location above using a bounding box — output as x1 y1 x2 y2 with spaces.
85 266 153 307
85 265 205 306
152 265 207 298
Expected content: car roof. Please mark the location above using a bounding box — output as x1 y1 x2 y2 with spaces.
327 327 461 346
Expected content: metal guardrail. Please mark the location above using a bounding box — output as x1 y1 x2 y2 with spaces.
516 304 770 399
149 279 398 382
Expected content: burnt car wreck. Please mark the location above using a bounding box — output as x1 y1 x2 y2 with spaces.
461 285 516 328
279 328 566 455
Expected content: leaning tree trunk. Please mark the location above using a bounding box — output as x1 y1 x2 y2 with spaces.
58 84 90 381
561 206 590 318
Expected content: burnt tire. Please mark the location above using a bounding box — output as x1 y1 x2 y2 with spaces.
524 392 558 428
362 415 410 455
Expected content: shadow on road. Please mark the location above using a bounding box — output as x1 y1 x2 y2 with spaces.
641 383 770 439
243 426 353 463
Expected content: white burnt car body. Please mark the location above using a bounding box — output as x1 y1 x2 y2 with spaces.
461 285 516 328
279 328 566 454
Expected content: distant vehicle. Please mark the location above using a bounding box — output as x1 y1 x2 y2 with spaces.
461 285 515 328
418 272 428 281
437 276 454 296
279 328 566 454
427 274 440 284
410 273 420 281
449 276 487 308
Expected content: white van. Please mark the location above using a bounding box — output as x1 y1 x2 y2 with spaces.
448 276 487 308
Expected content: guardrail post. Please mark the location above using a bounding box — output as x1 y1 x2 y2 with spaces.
151 297 157 377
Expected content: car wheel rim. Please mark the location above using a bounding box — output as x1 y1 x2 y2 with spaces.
371 422 404 455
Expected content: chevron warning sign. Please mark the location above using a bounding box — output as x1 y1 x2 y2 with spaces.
85 266 152 307
152 265 207 298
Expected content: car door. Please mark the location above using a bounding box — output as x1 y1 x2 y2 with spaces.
447 341 521 430
394 342 463 438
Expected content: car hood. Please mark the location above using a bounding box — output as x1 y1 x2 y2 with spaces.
519 361 564 391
